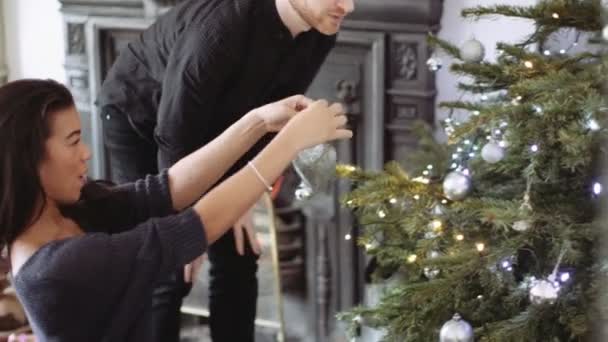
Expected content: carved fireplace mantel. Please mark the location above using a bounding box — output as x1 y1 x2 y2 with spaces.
59 0 443 340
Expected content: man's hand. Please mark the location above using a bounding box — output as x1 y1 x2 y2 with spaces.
184 254 206 284
253 95 314 132
233 205 262 256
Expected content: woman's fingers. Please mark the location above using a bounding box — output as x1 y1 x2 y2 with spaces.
334 115 348 128
329 102 345 116
333 128 353 140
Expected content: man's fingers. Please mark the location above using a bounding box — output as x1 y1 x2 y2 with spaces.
245 224 262 255
234 225 245 255
184 264 192 283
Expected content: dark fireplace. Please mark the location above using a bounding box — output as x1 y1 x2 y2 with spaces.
59 0 443 340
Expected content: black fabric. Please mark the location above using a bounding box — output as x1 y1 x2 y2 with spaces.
98 0 335 340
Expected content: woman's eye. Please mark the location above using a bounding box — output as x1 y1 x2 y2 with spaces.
71 139 80 146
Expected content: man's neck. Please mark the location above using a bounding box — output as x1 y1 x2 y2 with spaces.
275 0 311 38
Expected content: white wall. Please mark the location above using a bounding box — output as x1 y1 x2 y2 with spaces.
435 0 537 125
3 0 65 82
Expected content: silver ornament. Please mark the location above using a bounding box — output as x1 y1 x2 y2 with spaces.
432 203 446 216
424 250 441 279
529 279 560 304
426 55 443 71
512 220 531 232
603 25 608 41
294 182 312 200
460 39 485 63
439 313 474 342
424 267 440 279
292 144 337 197
443 171 472 201
481 141 505 164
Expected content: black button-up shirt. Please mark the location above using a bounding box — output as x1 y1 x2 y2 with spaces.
98 0 336 172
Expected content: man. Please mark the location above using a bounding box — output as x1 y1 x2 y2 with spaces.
97 0 354 340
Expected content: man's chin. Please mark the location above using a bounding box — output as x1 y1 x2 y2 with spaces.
317 24 340 36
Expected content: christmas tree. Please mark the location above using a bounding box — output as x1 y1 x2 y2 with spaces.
337 1 607 341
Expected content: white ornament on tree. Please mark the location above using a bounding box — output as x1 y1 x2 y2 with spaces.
460 39 485 63
512 220 531 232
427 54 443 71
481 141 505 164
443 171 472 201
439 313 474 342
529 279 560 304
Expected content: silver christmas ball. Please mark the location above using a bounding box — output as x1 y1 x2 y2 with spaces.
427 56 443 71
529 279 560 304
481 141 505 164
424 251 441 279
439 313 474 342
513 220 531 232
460 39 485 63
424 267 440 279
443 171 472 201
603 25 608 41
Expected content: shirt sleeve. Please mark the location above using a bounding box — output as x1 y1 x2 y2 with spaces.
154 21 242 169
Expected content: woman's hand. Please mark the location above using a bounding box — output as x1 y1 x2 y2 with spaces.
252 95 313 133
280 100 352 151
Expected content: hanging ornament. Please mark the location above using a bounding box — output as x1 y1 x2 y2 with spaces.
529 279 560 304
443 171 472 201
603 25 608 41
439 313 474 342
512 220 531 232
294 182 313 200
424 250 441 279
426 54 443 71
529 247 566 304
460 39 485 63
432 203 446 216
292 144 337 198
481 141 505 164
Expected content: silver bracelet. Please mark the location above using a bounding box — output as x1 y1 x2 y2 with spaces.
248 161 273 193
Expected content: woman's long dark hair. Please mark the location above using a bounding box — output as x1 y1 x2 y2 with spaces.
0 79 75 250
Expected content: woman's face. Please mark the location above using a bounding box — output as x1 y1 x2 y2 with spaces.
38 106 91 205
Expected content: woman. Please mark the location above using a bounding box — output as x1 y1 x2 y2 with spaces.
0 79 351 341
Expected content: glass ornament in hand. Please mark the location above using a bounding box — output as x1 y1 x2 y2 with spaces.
292 143 337 195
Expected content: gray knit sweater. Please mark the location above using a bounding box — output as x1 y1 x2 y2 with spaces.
12 171 207 341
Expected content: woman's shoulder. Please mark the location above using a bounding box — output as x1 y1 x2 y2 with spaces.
13 233 110 285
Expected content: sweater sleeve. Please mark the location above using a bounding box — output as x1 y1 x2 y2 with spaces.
69 169 177 234
14 209 207 340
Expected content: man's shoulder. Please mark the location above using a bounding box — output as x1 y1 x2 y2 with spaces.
182 0 256 29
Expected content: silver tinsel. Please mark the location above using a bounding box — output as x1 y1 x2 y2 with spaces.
443 171 472 201
481 141 505 164
460 39 485 63
529 279 560 304
439 313 474 342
